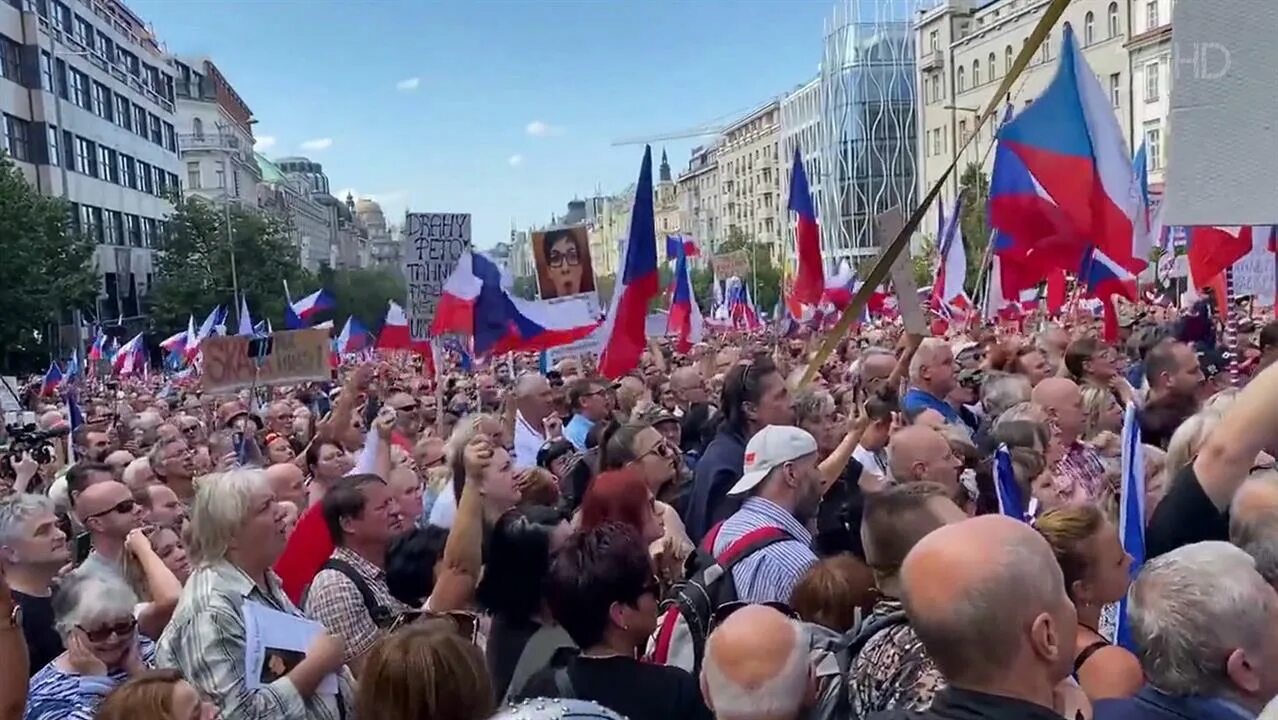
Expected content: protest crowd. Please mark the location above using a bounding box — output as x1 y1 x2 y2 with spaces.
2 8 1276 719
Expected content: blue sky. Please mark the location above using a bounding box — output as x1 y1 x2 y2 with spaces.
133 0 842 249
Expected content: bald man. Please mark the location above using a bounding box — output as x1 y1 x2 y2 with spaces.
702 605 813 720
874 515 1079 720
1032 377 1106 500
858 349 897 392
266 462 308 510
887 426 963 505
670 366 708 413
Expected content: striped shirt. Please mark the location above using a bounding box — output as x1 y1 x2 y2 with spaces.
712 497 818 604
305 547 409 662
24 638 156 720
1054 441 1108 500
156 560 354 720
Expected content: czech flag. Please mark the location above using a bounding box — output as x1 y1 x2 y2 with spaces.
433 251 600 356
788 146 823 307
665 235 699 259
932 195 970 313
159 325 189 355
995 23 1142 281
1081 246 1139 341
725 279 762 331
336 316 370 355
597 146 659 379
285 289 334 329
113 333 145 376
86 332 105 363
376 301 430 355
1187 226 1254 291
1115 401 1145 651
40 362 63 396
666 241 704 353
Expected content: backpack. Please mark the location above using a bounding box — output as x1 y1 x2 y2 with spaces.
648 522 793 675
315 558 395 629
806 611 908 720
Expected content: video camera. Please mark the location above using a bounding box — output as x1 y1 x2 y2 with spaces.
4 423 69 467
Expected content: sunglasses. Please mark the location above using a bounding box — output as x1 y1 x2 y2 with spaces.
393 403 419 413
78 617 136 643
711 601 799 628
85 498 137 520
636 440 676 462
389 609 481 643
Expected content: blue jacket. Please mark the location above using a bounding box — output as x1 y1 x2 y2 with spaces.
902 387 963 425
686 425 747 544
1094 686 1256 720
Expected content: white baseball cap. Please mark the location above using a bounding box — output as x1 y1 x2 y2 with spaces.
728 425 819 496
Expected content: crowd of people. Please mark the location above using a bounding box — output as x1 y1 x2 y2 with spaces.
3 303 1278 720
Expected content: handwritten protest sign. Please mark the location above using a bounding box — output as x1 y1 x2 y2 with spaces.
1232 243 1276 307
876 208 930 336
710 249 750 279
403 213 472 340
201 329 331 393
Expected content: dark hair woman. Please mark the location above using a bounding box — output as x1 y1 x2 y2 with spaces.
515 523 712 720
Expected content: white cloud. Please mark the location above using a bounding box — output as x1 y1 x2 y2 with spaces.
396 77 421 91
299 138 333 151
525 120 563 137
508 154 523 167
253 135 276 151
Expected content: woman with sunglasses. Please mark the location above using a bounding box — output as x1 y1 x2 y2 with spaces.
25 573 155 720
516 522 712 720
596 422 692 573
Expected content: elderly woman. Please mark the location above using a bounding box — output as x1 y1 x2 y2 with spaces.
24 573 154 720
156 469 352 720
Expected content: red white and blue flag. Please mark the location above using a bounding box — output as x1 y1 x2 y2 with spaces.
285 288 334 329
725 279 762 331
376 301 431 355
113 333 145 376
932 195 970 315
433 251 600 356
597 147 660 379
40 362 63 396
788 146 823 307
336 316 371 355
666 239 704 352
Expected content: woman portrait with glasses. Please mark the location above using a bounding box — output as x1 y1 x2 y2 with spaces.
536 228 596 300
25 572 155 720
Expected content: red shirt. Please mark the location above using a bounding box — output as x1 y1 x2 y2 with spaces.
273 503 334 604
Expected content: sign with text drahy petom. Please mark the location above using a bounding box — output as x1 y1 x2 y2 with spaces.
403 212 472 341
200 329 332 393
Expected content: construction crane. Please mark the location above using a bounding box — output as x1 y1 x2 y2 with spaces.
611 122 725 146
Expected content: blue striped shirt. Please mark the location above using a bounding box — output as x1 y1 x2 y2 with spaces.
24 638 156 720
713 497 818 604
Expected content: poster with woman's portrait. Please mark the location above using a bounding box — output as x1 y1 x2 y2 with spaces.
533 227 596 300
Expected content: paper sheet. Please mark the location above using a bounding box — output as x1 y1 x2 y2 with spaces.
243 600 338 695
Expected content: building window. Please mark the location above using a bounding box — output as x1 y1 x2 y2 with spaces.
163 122 176 153
61 129 73 167
46 125 59 166
1084 11 1095 45
0 35 21 84
959 119 968 143
1004 46 1013 74
148 114 162 145
1110 72 1122 107
186 161 200 189
1145 126 1163 170
1144 62 1160 101
125 214 141 247
957 66 966 91
988 52 998 80
214 166 225 189
3 115 29 161
929 29 939 52
169 171 179 194
68 68 89 109
102 209 120 245
118 153 133 188
1108 2 1120 37
73 16 92 47
137 160 152 194
40 52 52 91
1145 0 1159 30
192 117 203 137
133 106 147 138
53 1 71 32
74 136 95 176
141 217 154 248
98 145 117 183
114 94 131 131
155 169 167 196
973 60 981 86
1040 36 1051 63
84 206 102 244
92 82 112 121
95 31 113 62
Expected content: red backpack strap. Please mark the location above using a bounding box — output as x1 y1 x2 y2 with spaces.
714 526 791 568
700 521 727 554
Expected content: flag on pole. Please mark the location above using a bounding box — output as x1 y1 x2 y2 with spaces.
788 145 823 307
1115 401 1145 651
285 289 334 329
993 443 1028 522
40 363 63 396
666 240 704 352
237 296 254 336
597 146 659 379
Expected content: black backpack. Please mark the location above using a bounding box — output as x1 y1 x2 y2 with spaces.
649 522 793 675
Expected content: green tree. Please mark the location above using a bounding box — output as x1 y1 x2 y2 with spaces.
0 153 97 371
716 229 782 313
329 267 405 330
147 198 314 336
957 163 992 294
913 234 938 289
510 276 538 300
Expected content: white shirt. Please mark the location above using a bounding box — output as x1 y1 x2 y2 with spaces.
852 444 888 479
429 481 457 529
513 411 544 470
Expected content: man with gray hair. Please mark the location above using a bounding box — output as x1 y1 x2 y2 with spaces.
1094 541 1278 720
979 372 1032 422
902 338 963 428
158 468 352 719
0 493 70 674
702 604 813 720
1230 469 1278 585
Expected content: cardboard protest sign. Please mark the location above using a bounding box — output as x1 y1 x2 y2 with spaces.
875 208 930 336
402 213 471 340
201 329 331 393
711 249 750 279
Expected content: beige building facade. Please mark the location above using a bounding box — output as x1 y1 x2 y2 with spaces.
675 142 720 255
716 100 782 258
915 0 1134 231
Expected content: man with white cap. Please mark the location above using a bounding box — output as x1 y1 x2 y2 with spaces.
708 425 822 604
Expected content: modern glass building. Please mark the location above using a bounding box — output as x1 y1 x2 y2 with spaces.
820 0 919 259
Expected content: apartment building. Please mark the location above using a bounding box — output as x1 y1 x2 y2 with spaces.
779 76 825 267
717 100 782 257
172 56 260 206
1 0 182 322
1127 0 1173 191
915 0 1131 230
675 142 720 254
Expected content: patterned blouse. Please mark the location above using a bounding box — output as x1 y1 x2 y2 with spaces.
24 638 156 720
849 597 947 718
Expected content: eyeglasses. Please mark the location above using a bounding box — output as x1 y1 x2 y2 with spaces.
635 439 676 462
393 403 418 413
78 617 136 642
711 601 799 628
84 498 137 520
547 247 581 268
